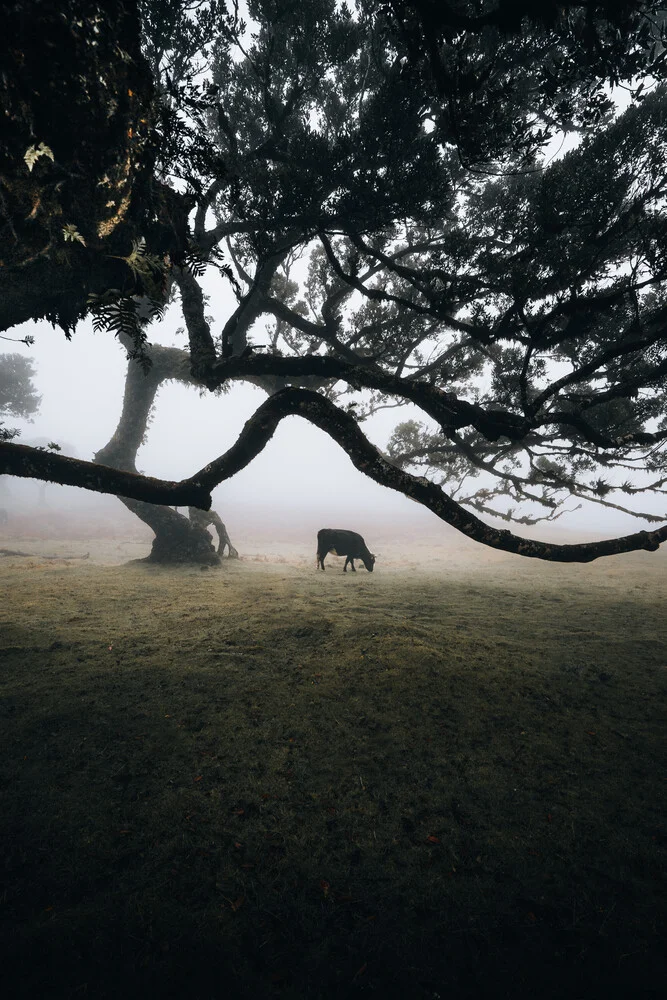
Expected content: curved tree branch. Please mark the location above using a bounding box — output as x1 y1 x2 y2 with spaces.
3 387 667 561
211 353 529 441
188 388 667 562
0 441 211 508
318 232 480 339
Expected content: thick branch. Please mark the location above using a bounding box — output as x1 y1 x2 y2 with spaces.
545 411 667 449
4 389 666 561
94 343 193 470
211 353 529 441
187 388 667 562
219 253 287 358
0 442 210 508
173 265 217 381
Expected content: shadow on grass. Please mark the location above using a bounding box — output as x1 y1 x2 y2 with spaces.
1 561 665 999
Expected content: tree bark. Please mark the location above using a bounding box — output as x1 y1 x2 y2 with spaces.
124 498 220 565
94 344 225 564
189 507 238 558
0 440 210 507
5 384 667 562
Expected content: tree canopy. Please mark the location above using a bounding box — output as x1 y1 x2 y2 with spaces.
2 0 667 562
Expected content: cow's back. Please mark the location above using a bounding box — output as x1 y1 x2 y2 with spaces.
318 528 363 555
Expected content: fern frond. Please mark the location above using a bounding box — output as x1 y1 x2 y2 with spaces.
62 224 86 246
24 142 54 172
182 246 208 278
87 292 152 371
182 242 241 295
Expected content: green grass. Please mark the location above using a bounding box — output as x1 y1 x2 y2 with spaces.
1 541 665 999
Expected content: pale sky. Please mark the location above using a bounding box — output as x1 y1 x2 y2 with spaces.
1 286 433 532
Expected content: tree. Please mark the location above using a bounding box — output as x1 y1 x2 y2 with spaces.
0 353 41 441
2 0 667 563
0 350 40 507
0 0 202 356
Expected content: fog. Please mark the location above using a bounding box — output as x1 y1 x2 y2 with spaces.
1 264 663 545
1 292 443 542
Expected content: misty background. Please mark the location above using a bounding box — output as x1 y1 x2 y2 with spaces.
3 283 662 548
2 95 663 549
1 276 443 544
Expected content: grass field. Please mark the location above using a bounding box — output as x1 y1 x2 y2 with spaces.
1 515 665 999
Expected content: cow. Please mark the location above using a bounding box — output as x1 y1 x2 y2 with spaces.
316 529 376 573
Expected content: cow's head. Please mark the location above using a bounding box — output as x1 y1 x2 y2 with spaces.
363 553 376 572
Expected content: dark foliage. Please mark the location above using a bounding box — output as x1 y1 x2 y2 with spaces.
3 1 667 559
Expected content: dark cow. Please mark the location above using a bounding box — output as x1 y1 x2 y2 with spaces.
316 529 375 573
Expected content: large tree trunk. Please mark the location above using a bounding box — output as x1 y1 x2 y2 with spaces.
125 499 220 564
95 344 233 565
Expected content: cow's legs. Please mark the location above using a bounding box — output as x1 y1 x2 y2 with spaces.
317 551 326 570
344 557 356 572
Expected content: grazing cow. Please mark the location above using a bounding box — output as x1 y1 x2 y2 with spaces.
316 529 375 573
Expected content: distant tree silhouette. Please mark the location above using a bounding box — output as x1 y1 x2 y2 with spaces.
0 354 40 441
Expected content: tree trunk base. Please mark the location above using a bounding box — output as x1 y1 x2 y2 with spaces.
188 507 238 558
122 499 222 565
145 535 221 565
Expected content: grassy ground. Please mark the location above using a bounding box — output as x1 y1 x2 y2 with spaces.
1 522 665 999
